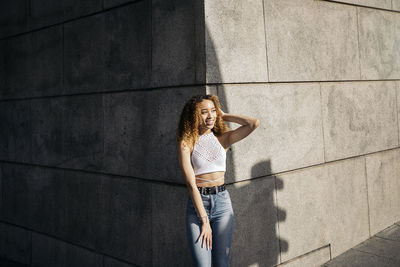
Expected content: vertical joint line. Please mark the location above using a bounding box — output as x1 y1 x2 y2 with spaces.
62 24 64 94
261 0 270 82
30 229 33 265
356 7 362 80
394 84 400 147
364 156 371 237
149 0 153 87
274 175 282 264
319 83 326 162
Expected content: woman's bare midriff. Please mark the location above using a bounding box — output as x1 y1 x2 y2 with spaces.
195 171 225 187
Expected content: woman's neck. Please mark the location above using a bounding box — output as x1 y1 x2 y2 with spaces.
199 129 212 136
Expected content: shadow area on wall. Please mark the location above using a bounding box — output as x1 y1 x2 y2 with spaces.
227 160 287 267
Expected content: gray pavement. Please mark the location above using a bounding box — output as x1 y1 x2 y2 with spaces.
323 221 400 267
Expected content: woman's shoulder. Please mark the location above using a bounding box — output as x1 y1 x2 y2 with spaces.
178 139 194 154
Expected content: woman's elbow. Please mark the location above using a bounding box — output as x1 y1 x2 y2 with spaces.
251 118 260 130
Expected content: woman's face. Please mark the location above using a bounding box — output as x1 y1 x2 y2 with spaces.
198 99 217 131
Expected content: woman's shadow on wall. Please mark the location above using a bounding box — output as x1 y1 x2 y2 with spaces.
227 160 288 267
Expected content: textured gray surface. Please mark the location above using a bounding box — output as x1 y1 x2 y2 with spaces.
0 25 63 100
324 157 370 258
358 7 400 79
218 83 324 181
322 0 392 9
264 0 360 81
1 164 66 236
0 0 27 38
0 223 31 265
95 176 152 266
277 245 330 267
321 81 398 161
230 177 280 267
366 149 400 235
394 0 400 11
32 233 103 267
151 0 197 87
29 0 102 29
205 0 268 83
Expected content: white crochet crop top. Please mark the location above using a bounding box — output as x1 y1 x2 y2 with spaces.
191 131 226 177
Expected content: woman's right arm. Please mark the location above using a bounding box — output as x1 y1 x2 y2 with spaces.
177 140 213 250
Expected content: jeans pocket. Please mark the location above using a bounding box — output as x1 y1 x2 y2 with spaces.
219 190 231 200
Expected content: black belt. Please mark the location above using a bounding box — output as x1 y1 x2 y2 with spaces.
198 184 226 195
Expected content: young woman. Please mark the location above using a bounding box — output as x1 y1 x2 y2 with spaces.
177 94 260 266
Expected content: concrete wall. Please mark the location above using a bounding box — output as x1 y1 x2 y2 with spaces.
0 0 399 266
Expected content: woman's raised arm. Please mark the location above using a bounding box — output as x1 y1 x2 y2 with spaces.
221 111 260 148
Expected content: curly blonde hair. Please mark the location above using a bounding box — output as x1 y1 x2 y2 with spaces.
177 94 230 149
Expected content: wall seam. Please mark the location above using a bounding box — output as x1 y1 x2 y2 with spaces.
0 220 138 266
0 0 144 41
274 175 282 264
319 82 326 162
395 83 400 146
320 0 397 13
364 156 371 237
2 147 400 187
30 229 32 266
149 0 153 88
356 7 362 80
62 24 65 96
261 0 270 82
3 79 400 103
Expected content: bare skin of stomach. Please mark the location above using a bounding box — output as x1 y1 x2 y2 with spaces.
195 171 225 187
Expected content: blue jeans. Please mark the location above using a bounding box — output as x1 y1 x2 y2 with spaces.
186 189 235 267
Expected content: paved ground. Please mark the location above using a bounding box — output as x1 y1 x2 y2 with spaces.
323 221 400 267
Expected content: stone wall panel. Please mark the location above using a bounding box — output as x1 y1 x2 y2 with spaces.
29 0 102 29
64 2 151 95
1 164 67 237
64 14 106 94
276 165 331 262
151 184 192 266
32 233 103 267
0 223 31 265
152 0 196 87
60 94 104 171
0 0 27 38
325 157 370 257
205 0 268 83
218 83 324 181
366 149 400 235
264 0 359 81
1 26 63 100
394 0 400 11
31 97 64 166
0 102 11 161
358 7 400 79
95 176 152 266
231 177 280 266
104 2 151 91
5 100 32 163
62 170 101 250
321 81 398 161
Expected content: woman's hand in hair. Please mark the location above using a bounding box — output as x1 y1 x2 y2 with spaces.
219 109 226 118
